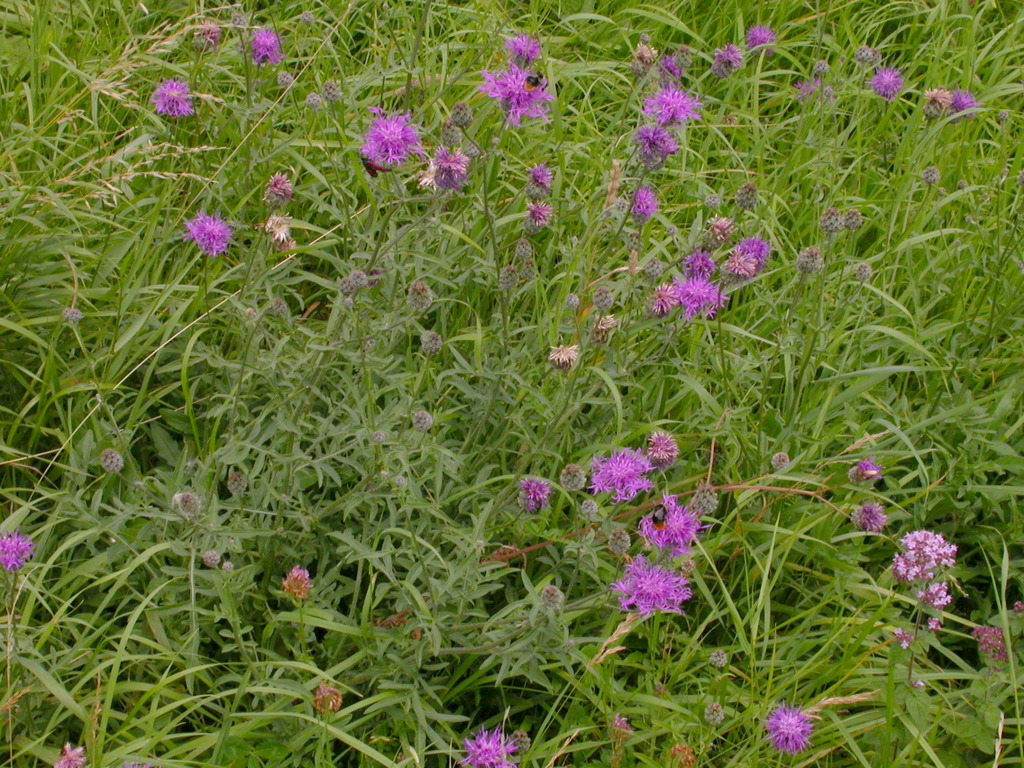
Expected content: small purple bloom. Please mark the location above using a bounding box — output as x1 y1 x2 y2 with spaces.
893 628 914 649
0 531 34 572
631 187 658 223
659 54 682 80
683 249 716 279
633 125 678 168
54 745 87 768
746 26 777 53
184 213 232 257
251 28 284 65
518 476 552 513
950 89 979 117
850 501 887 533
892 530 957 583
433 147 471 191
723 237 772 280
711 44 743 79
611 555 693 616
505 34 541 66
973 626 1009 663
526 201 553 230
460 727 518 768
671 276 727 321
590 448 654 504
151 79 194 117
764 705 813 754
638 494 702 557
527 164 554 194
916 581 952 610
870 68 903 101
480 64 554 126
642 85 702 126
795 78 821 102
360 111 424 169
648 284 677 318
848 458 883 485
645 432 679 470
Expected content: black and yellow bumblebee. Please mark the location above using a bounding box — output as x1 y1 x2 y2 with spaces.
524 73 543 92
649 505 668 531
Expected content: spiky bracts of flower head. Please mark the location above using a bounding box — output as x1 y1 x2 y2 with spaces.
459 727 518 768
518 476 552 512
764 705 814 754
645 431 679 469
589 449 654 504
480 64 554 126
611 555 693 615
361 111 424 169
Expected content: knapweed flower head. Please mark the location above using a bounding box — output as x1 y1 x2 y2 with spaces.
746 26 776 53
923 88 953 120
526 164 554 198
100 448 124 474
764 705 813 755
0 531 34 572
611 555 692 615
505 34 541 66
850 501 887 533
525 201 553 232
854 46 881 67
264 173 294 208
540 584 565 611
480 63 554 126
892 530 957 583
646 431 679 470
795 78 822 103
184 213 232 257
684 249 716 280
870 68 903 101
848 457 882 485
972 626 1009 663
648 284 677 318
705 216 735 247
282 566 312 600
590 448 654 504
548 344 579 371
642 85 702 126
193 22 221 51
432 147 471 191
251 28 283 65
460 727 518 768
361 111 424 169
633 125 678 169
711 44 743 79
151 79 194 117
518 476 552 513
950 89 980 119
54 744 87 768
313 683 343 714
671 276 727 321
631 187 658 223
638 494 702 558
723 237 771 281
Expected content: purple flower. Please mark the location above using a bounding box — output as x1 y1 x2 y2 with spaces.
950 89 979 117
642 85 702 126
611 555 693 615
0 531 34 572
659 54 682 80
671 276 727 321
648 284 677 318
527 164 554 195
631 187 658 223
848 458 882 485
505 34 541 66
590 449 654 504
151 79 194 117
927 617 942 631
916 581 952 610
54 745 87 768
795 78 821 103
645 432 679 470
683 249 716 279
972 626 1009 663
360 111 424 169
870 68 903 101
711 45 743 79
746 26 777 53
633 125 678 168
251 28 284 65
638 494 702 557
526 201 553 230
892 530 957 583
850 501 887 533
893 628 914 649
724 237 772 280
433 147 471 191
184 213 232 257
480 64 554 126
460 727 518 768
764 705 813 754
518 476 552 513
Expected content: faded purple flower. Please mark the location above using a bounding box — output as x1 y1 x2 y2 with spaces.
850 501 887 533
746 26 776 53
722 237 772 281
671 276 727 321
642 85 702 126
527 164 554 195
518 476 552 513
194 22 221 51
638 494 702 558
892 530 957 583
795 78 821 102
360 111 424 169
659 54 682 80
870 68 903 101
505 34 541 66
480 64 554 126
972 626 1008 663
633 125 678 168
151 79 194 117
648 284 677 318
711 44 743 79
460 727 518 768
611 555 692 615
916 581 952 610
631 187 658 223
526 201 553 230
433 147 471 191
0 531 34 572
184 212 232 257
927 617 942 631
54 745 86 768
251 28 284 65
893 628 914 649
950 89 980 118
764 705 813 755
646 432 679 470
590 448 654 504
683 249 716 279
848 458 883 485
264 172 294 208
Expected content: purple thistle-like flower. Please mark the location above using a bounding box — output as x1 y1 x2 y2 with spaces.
0 531 34 572
360 111 424 169
480 63 554 127
648 284 677 318
684 249 716 279
724 237 772 280
659 54 682 80
711 44 743 78
850 501 887 533
671 276 727 321
950 89 980 117
639 494 702 557
795 78 821 102
633 125 678 169
764 705 813 754
848 457 883 485
151 79 194 117
645 432 679 470
433 147 471 191
611 555 693 615
746 26 777 53
264 173 294 207
526 201 553 230
916 581 952 610
972 626 1009 663
892 530 957 583
460 727 518 768
505 34 541 66
590 449 654 504
642 85 702 126
518 476 552 513
184 213 232 257
527 164 554 194
870 68 903 101
631 187 658 223
251 28 284 65
54 745 87 768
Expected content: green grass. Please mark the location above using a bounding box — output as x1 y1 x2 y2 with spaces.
2 0 1024 766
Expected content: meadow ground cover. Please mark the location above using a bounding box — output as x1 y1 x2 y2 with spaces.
2 0 1024 765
